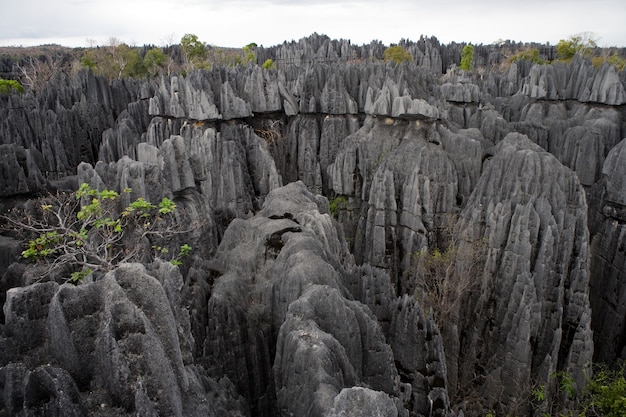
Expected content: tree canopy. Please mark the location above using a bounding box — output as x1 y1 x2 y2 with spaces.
383 45 413 63
557 32 598 60
181 33 208 70
460 44 474 71
2 184 192 283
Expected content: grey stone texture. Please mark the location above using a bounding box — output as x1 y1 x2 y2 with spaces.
1 34 625 417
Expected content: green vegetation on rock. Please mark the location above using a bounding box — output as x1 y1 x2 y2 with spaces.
2 183 192 283
460 44 474 70
557 32 598 61
181 33 209 70
329 195 347 217
508 48 545 65
262 58 275 70
0 78 24 94
383 45 413 63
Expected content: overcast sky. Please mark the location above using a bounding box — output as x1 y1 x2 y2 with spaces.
1 0 624 48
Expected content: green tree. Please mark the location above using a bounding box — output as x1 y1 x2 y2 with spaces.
242 43 257 65
181 33 207 70
81 47 113 78
557 32 598 61
80 40 145 80
460 44 474 70
113 43 143 78
143 47 167 76
2 183 192 283
383 45 413 63
81 54 97 71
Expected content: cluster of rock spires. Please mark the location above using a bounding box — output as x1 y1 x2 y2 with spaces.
0 34 625 416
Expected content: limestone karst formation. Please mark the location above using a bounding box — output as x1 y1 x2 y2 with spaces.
1 34 625 416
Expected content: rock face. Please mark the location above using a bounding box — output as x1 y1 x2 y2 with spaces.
203 181 450 417
520 56 626 105
0 181 450 417
328 116 478 293
0 144 47 197
1 261 246 417
77 119 282 253
445 133 594 414
1 34 626 417
0 71 144 186
588 139 626 363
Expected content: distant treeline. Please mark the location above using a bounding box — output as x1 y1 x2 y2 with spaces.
1 32 624 93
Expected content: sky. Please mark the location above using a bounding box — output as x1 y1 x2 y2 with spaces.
0 0 624 49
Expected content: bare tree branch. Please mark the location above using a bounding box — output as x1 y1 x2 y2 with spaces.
1 184 193 283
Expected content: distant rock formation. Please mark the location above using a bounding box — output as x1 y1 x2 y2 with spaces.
520 55 626 105
0 71 145 190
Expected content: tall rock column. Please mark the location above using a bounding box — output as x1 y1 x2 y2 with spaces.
444 133 593 415
588 138 626 363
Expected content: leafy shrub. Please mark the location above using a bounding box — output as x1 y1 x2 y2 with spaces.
592 53 626 71
329 196 348 217
413 214 486 325
383 45 413 63
508 48 545 65
530 363 626 416
2 183 191 283
262 58 275 70
0 78 24 94
607 54 626 70
585 364 626 416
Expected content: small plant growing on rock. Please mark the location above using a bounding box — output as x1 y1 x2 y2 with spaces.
529 363 626 416
328 196 348 218
383 45 413 63
2 183 191 283
585 363 626 416
592 53 626 71
262 58 275 70
508 48 545 65
0 79 25 94
413 214 486 326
